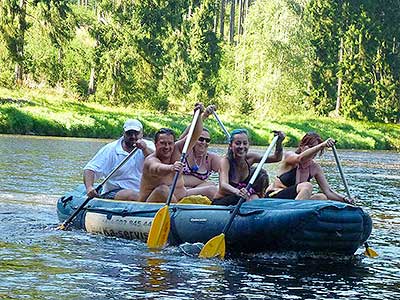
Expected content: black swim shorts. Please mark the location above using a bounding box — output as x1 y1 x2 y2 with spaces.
266 184 298 199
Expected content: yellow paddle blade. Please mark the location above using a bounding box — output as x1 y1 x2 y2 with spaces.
364 246 379 258
55 224 66 231
199 233 226 259
147 206 171 249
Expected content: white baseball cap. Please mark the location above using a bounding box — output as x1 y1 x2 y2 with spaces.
123 119 143 132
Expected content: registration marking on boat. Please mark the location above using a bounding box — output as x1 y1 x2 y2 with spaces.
85 212 153 241
190 218 207 222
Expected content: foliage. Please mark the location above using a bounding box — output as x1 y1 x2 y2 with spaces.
307 0 400 123
0 38 14 86
0 0 75 84
0 0 28 82
186 0 221 105
0 0 398 125
217 0 313 117
0 87 399 150
160 0 221 111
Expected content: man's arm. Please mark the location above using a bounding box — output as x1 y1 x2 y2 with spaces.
136 139 154 157
83 169 98 198
147 157 184 177
82 144 112 197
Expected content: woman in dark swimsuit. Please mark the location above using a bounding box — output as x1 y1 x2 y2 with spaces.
179 105 221 200
212 128 285 206
266 132 355 204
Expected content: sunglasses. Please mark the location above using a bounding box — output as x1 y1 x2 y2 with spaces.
125 130 141 136
198 137 211 143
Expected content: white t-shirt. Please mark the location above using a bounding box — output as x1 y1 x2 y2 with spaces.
84 137 155 193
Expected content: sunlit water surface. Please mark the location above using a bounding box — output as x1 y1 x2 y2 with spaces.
0 134 399 299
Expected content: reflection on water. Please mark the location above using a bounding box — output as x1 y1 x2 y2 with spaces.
0 134 399 299
143 258 171 294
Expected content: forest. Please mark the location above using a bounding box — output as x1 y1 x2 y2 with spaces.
0 0 399 124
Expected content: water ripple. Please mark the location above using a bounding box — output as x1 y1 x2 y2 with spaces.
0 135 399 300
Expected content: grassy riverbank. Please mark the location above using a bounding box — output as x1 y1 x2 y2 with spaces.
0 87 399 150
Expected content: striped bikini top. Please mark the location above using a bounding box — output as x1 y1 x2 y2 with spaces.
182 155 212 181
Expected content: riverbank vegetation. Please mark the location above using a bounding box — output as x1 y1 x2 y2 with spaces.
1 87 399 150
0 0 399 149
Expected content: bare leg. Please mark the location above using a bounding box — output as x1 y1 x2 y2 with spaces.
295 182 313 200
145 185 175 203
114 189 140 201
249 194 260 200
186 183 218 200
310 193 328 200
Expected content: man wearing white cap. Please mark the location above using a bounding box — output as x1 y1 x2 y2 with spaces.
83 119 155 200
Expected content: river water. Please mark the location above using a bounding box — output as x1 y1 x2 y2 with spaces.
0 134 399 299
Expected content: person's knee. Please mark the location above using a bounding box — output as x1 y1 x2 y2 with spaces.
319 194 328 200
251 168 269 196
145 185 170 203
249 194 259 200
297 182 312 193
207 185 218 200
154 185 170 197
311 193 328 200
208 185 218 193
115 189 139 201
187 185 218 200
198 181 216 187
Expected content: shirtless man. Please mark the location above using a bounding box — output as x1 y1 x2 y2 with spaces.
139 104 204 203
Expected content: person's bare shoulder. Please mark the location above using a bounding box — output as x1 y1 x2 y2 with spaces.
207 152 221 170
168 143 182 162
246 151 260 164
146 153 161 163
282 150 299 166
143 153 159 169
207 152 220 160
284 150 297 159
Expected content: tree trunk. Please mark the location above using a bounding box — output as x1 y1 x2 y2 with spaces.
229 0 235 44
15 0 27 84
335 37 343 116
14 63 23 84
219 0 226 39
88 67 96 95
245 0 250 18
58 48 63 64
213 0 219 33
111 83 116 99
188 1 192 18
237 0 243 37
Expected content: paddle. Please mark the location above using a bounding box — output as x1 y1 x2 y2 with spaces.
212 111 231 141
199 135 280 259
331 144 378 258
147 109 201 249
56 147 139 230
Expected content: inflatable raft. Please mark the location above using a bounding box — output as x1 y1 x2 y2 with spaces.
57 184 372 255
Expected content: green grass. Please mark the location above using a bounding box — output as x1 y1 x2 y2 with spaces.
0 86 399 150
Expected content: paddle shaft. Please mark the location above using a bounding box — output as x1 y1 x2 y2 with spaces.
59 147 138 229
221 135 279 234
165 109 201 206
331 145 351 198
331 144 377 256
212 111 231 141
